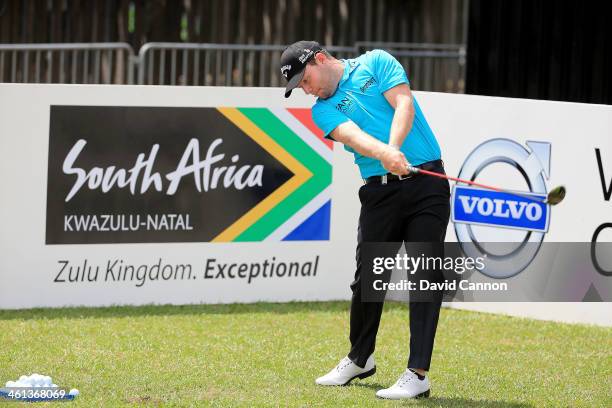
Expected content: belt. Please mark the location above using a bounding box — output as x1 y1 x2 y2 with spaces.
364 159 443 185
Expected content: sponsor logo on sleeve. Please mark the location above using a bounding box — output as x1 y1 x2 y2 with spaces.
359 76 376 93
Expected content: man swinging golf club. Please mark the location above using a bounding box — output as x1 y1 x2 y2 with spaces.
280 41 451 400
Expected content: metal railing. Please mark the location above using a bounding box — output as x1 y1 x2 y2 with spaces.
0 43 136 84
137 43 356 87
0 42 465 92
354 42 466 92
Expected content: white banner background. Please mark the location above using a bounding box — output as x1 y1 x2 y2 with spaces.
0 84 610 326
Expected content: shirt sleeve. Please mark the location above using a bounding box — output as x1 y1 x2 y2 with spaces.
311 100 351 141
369 49 409 93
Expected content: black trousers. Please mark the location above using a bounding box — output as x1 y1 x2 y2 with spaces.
347 163 450 371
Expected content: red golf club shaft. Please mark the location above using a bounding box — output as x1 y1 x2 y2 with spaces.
413 168 504 191
410 167 546 203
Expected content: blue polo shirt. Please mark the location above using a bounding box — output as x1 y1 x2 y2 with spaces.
311 49 441 178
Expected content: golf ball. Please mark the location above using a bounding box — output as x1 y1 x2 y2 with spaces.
69 388 79 396
6 374 58 388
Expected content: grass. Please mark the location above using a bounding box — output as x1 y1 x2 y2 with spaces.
0 301 610 407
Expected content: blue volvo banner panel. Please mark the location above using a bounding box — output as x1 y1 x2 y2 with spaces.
451 185 549 232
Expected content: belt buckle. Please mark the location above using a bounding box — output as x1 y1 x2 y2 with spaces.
398 173 413 181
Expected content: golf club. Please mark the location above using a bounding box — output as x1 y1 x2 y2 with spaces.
407 166 566 206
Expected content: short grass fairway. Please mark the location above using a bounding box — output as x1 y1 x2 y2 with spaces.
0 302 610 407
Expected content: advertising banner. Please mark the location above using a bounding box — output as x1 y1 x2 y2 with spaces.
46 106 331 244
0 85 611 320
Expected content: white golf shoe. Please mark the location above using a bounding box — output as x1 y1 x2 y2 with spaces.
376 369 430 399
315 355 376 386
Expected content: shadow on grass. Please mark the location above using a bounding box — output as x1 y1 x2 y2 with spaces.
0 300 411 321
349 384 534 407
413 398 533 407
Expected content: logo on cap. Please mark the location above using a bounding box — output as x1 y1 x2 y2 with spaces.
280 65 291 78
298 49 314 63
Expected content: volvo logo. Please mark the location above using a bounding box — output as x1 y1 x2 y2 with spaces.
452 139 552 278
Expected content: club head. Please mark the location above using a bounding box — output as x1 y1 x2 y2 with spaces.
546 185 566 205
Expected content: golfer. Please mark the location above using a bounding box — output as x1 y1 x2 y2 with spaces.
280 41 450 400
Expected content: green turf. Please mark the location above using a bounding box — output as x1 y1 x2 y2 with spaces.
0 302 610 407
